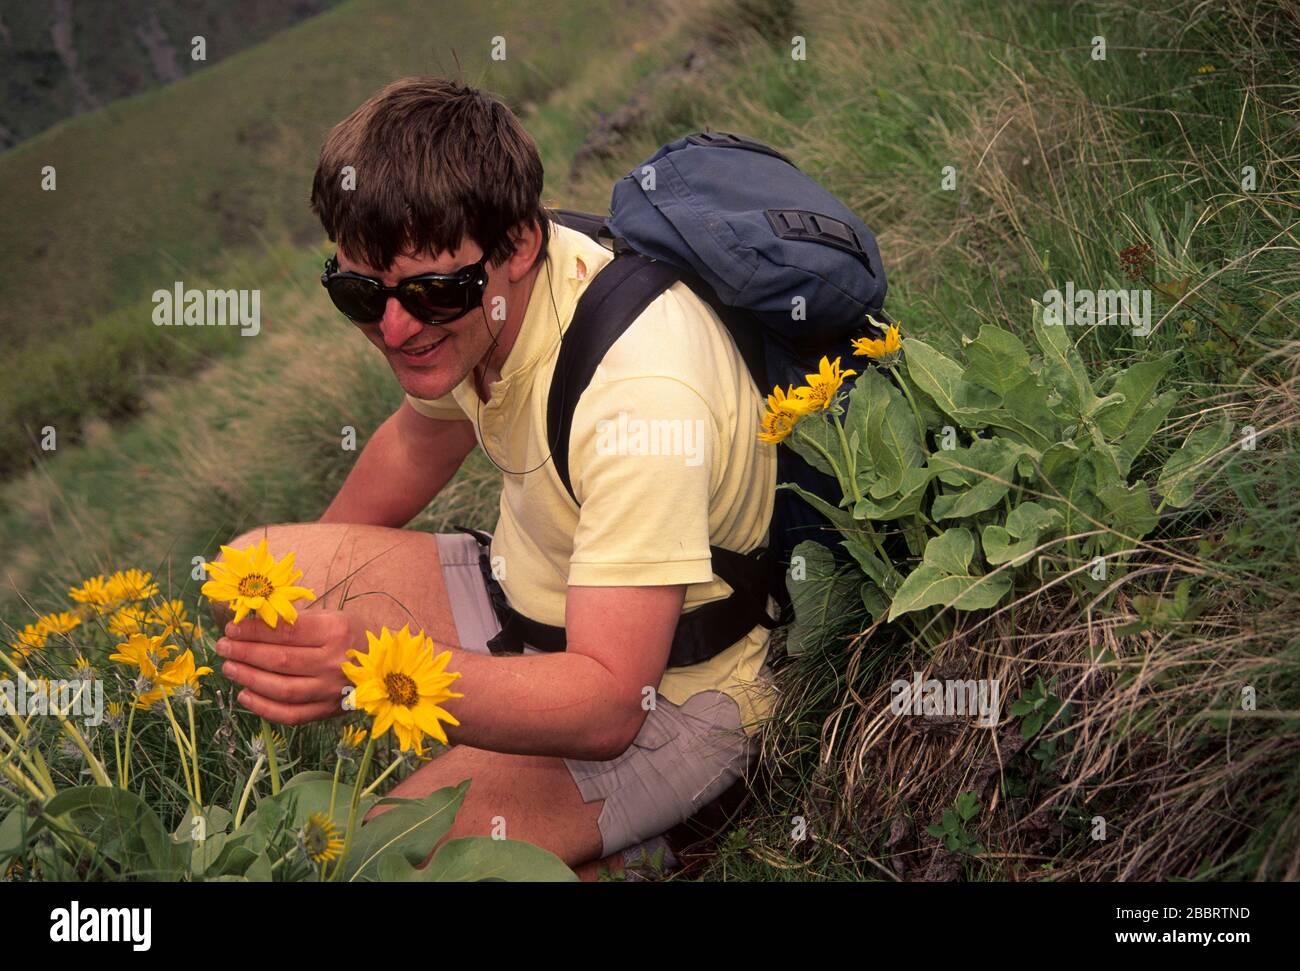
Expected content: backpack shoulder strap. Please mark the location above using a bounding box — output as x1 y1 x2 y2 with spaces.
546 252 683 504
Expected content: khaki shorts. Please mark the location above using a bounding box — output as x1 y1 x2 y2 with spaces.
434 530 759 858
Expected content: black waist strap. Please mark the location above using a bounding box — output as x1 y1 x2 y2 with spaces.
452 525 778 668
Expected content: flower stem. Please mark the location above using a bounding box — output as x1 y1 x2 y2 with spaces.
0 724 54 798
187 697 202 808
327 756 342 820
831 415 864 504
331 735 376 882
360 754 404 798
0 757 47 802
893 366 929 451
120 704 136 789
233 754 265 830
261 718 281 795
161 695 198 812
795 425 849 495
0 650 109 787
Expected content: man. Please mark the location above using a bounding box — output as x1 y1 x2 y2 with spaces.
210 77 778 879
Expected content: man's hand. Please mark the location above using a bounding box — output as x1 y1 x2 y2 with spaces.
214 611 364 725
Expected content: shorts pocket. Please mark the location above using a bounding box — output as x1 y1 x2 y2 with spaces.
630 704 682 752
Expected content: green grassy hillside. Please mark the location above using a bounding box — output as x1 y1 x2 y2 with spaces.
0 0 660 477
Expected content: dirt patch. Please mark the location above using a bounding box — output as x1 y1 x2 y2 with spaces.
570 43 720 181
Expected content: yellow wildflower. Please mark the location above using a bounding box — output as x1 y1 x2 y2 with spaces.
342 625 463 754
799 356 857 411
852 322 903 365
37 611 82 636
298 812 344 864
109 632 176 672
10 623 47 658
201 539 316 627
108 605 150 637
106 569 159 603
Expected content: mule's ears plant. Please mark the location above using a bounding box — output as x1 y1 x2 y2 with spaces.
768 310 1226 653
0 566 572 882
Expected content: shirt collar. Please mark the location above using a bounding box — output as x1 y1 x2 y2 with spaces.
490 221 597 391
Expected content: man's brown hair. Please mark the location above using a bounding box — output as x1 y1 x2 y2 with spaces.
310 77 551 271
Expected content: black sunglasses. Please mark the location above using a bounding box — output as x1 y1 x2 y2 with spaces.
320 253 491 325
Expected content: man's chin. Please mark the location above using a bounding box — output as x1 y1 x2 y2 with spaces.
391 359 466 403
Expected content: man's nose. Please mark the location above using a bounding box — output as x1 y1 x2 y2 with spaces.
377 297 422 348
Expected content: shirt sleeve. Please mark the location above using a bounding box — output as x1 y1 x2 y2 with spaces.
565 374 719 587
405 390 468 422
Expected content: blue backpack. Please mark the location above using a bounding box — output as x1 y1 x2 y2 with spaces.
490 132 889 667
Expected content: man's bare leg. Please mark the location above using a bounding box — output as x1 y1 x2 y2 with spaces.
212 522 610 873
375 744 607 871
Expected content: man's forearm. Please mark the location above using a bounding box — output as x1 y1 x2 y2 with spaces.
321 410 462 526
439 648 643 761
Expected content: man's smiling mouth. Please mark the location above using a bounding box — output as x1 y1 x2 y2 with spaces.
398 333 449 363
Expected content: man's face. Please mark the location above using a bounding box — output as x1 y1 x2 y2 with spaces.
334 237 506 403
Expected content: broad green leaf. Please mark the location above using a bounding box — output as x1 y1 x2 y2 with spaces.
887 565 1011 620
422 837 579 882
1096 352 1178 438
1156 419 1231 507
0 805 41 856
1097 479 1158 543
776 482 854 531
853 467 931 521
43 786 186 880
904 338 998 422
1033 301 1096 416
928 438 1025 521
1116 388 1178 476
174 805 233 842
785 413 841 481
262 779 371 830
377 837 578 882
921 526 976 576
845 369 891 462
245 850 274 882
962 325 1031 396
869 391 925 498
1005 501 1062 538
860 581 889 621
198 837 261 880
997 376 1059 451
846 369 924 498
345 782 469 882
1085 392 1127 424
786 540 860 655
981 502 1064 566
1039 442 1101 537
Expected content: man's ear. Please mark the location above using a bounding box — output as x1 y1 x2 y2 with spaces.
502 218 544 283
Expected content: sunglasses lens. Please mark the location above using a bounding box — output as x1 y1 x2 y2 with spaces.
327 277 386 322
399 278 473 323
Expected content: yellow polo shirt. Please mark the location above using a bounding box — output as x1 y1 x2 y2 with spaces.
407 222 777 733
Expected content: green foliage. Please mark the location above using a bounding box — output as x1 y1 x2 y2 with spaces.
1009 676 1075 773
781 312 1225 644
783 540 862 656
1009 676 1068 742
926 791 985 856
0 771 572 883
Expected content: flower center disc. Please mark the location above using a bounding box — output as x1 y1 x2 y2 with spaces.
238 574 273 598
384 672 420 707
